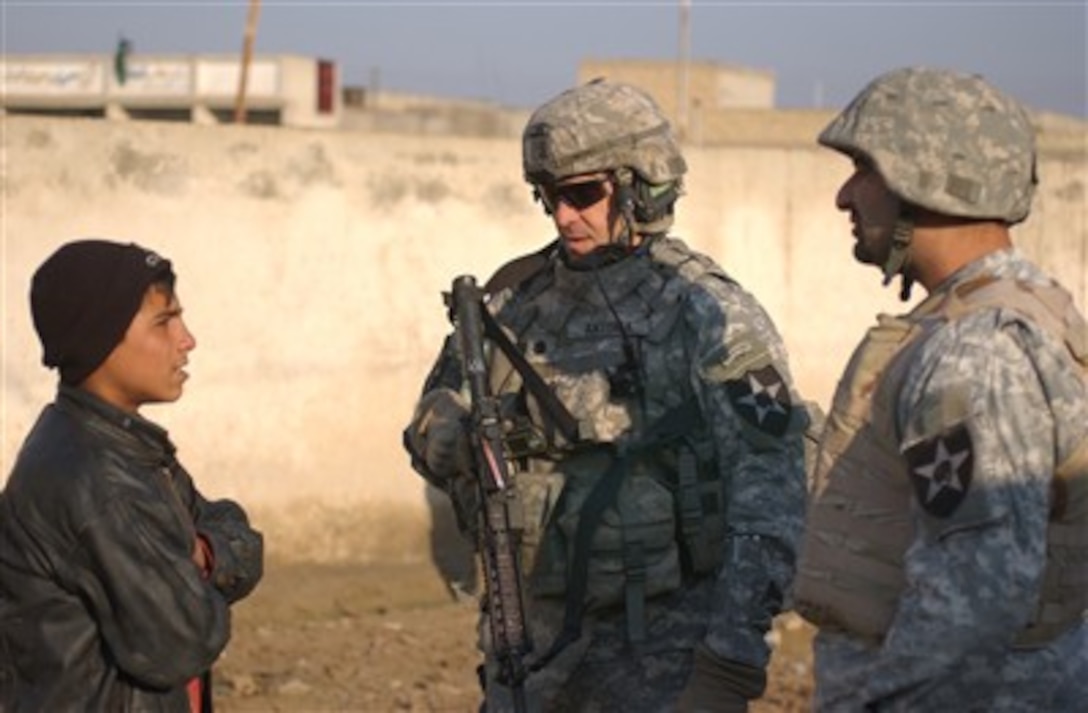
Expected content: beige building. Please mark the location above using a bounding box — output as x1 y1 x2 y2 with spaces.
577 58 1087 151
578 57 777 142
6 53 1081 152
1 52 340 128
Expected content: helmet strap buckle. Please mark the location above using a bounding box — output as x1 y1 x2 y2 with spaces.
883 208 916 301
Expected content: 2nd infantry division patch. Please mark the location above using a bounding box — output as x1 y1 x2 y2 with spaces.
725 364 791 437
905 423 975 518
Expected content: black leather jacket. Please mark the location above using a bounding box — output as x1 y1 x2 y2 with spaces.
0 385 263 712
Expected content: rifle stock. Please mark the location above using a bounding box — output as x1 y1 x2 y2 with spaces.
448 275 532 711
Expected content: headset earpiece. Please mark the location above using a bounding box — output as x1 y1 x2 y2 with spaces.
633 181 679 223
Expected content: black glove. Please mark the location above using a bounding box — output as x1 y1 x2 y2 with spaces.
675 645 767 713
419 388 473 483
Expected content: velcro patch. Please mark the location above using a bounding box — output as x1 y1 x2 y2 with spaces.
725 365 791 437
905 423 974 518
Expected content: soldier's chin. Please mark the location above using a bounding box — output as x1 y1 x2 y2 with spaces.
853 242 885 268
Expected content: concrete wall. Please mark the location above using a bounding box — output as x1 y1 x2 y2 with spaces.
2 115 1085 561
340 90 530 139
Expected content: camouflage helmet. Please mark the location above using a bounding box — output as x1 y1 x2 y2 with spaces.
522 79 687 186
819 66 1037 224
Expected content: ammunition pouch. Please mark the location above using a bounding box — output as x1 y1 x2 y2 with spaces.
520 436 724 617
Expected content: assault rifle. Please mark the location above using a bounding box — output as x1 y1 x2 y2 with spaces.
447 275 532 712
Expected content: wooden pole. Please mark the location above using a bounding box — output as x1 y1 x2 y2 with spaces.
677 0 691 142
234 0 262 124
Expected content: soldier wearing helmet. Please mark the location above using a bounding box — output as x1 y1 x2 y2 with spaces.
794 66 1088 711
404 79 809 711
521 78 687 261
818 63 1038 302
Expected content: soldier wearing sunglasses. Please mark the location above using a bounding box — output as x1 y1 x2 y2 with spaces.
405 79 809 712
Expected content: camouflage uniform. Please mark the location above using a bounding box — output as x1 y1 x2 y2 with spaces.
405 81 808 712
794 67 1088 712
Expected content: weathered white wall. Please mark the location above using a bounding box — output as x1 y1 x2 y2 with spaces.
2 115 1084 560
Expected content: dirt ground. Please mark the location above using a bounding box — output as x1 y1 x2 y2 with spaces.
213 559 815 712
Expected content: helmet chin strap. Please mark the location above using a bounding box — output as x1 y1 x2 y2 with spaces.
883 207 916 302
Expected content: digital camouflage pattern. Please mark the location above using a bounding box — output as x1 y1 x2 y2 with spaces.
522 79 687 187
406 236 808 712
819 66 1037 224
811 249 1088 711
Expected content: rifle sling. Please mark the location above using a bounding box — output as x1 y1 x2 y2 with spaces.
480 307 581 446
530 400 702 673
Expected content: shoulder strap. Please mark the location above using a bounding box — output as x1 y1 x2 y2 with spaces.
484 240 558 296
480 307 581 446
941 275 1088 365
529 400 703 672
478 240 582 446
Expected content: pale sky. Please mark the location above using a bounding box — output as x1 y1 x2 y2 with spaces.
3 1 1086 117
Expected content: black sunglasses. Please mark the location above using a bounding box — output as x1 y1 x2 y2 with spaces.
538 180 610 212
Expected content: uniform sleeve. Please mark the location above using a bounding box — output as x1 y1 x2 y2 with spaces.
839 311 1070 710
688 277 809 670
64 473 231 689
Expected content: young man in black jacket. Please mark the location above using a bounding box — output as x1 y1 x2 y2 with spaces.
0 239 263 712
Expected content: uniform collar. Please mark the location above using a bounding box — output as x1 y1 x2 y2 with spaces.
911 248 1023 315
932 247 1021 296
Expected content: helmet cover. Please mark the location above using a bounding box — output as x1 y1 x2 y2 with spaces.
819 66 1036 223
522 79 687 187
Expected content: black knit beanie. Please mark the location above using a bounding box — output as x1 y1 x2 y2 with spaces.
30 239 175 385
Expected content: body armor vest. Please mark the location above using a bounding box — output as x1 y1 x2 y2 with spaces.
794 274 1088 648
489 239 729 642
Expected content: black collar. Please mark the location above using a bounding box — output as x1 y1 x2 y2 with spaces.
56 384 176 459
